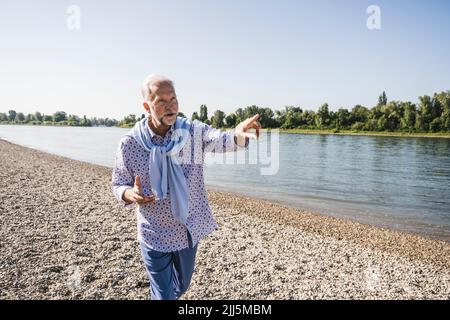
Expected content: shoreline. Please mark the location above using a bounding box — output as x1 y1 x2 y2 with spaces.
2 123 450 139
273 128 450 139
0 139 449 299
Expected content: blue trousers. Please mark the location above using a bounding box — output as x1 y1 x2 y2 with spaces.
140 231 198 300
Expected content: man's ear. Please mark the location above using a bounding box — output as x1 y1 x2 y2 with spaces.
143 102 151 113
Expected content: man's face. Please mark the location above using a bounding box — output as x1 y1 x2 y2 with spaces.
144 82 179 126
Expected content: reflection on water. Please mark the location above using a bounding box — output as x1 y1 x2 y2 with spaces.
1 125 449 241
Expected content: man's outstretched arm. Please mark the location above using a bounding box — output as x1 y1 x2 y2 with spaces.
201 114 261 153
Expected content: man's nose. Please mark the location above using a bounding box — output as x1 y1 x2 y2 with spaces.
165 102 177 110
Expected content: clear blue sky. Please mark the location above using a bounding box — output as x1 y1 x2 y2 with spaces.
1 0 450 120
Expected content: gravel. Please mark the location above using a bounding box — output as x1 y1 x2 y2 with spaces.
0 139 448 300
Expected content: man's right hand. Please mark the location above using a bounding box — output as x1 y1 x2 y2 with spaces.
123 175 156 205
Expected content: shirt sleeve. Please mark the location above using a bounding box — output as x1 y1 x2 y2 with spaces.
111 137 136 209
199 121 249 153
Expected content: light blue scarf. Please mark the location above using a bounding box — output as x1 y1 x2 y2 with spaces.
126 117 191 225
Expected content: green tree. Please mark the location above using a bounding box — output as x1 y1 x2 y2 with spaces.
351 122 365 131
277 106 298 129
415 95 432 132
53 111 67 122
235 108 244 123
329 110 338 129
91 117 99 126
281 109 295 129
239 105 276 128
364 118 378 131
436 91 450 130
191 112 199 121
381 101 401 131
431 94 443 121
429 118 443 132
366 105 383 131
15 112 25 122
400 102 416 131
378 91 387 106
351 105 369 124
34 112 43 122
257 107 276 128
80 115 92 127
274 109 285 128
211 110 225 128
275 106 301 129
67 115 80 126
375 115 385 130
25 113 35 123
242 105 260 120
298 110 316 128
8 110 16 121
0 113 8 122
225 113 237 127
315 103 330 129
199 105 208 122
336 108 351 129
106 118 118 126
119 114 137 127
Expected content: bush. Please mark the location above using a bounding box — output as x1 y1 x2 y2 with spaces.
429 118 443 132
351 122 365 131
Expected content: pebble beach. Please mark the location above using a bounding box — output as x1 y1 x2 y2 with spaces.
0 139 449 299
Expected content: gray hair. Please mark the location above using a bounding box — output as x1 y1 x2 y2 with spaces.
141 74 174 101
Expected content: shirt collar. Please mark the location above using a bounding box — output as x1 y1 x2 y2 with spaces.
146 117 175 139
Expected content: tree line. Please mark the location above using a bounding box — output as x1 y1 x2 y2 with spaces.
191 91 450 133
2 90 449 132
0 110 118 127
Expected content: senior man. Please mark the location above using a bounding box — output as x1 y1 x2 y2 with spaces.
111 74 260 300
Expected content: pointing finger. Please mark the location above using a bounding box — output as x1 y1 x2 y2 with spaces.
253 122 261 138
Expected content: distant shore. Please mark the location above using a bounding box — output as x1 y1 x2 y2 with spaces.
272 128 450 139
2 122 450 139
0 139 448 299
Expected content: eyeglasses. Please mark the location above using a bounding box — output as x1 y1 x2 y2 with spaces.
153 97 178 108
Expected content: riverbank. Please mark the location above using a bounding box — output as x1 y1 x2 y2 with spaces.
3 122 450 139
274 128 450 139
0 139 448 299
